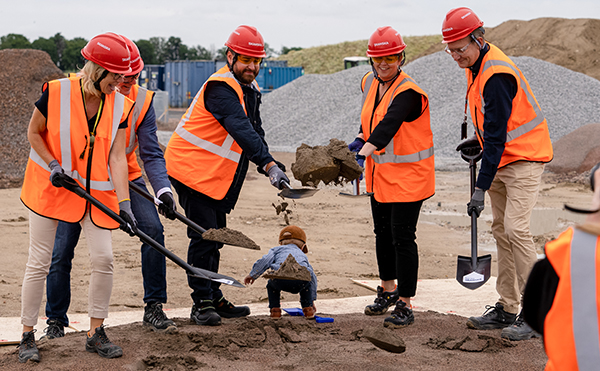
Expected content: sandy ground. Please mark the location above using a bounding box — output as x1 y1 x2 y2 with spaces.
0 152 592 369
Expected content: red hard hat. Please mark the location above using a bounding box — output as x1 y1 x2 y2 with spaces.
441 7 484 43
120 35 144 75
81 32 132 74
225 25 267 58
366 26 406 57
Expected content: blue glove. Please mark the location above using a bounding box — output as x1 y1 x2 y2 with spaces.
158 192 177 220
467 188 485 217
356 154 365 181
48 159 64 188
267 164 290 190
119 200 138 236
348 138 365 153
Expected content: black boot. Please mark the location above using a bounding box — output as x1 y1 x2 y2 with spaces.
213 296 251 318
364 286 399 316
467 303 517 330
143 302 177 333
191 300 221 326
18 330 40 363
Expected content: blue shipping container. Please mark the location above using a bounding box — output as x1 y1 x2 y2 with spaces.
139 65 164 91
256 66 304 93
165 61 216 108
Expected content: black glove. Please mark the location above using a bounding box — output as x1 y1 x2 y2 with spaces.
267 164 290 190
257 160 286 175
356 154 365 181
119 200 137 236
348 138 365 153
48 159 64 188
467 188 485 217
158 192 177 220
456 136 481 155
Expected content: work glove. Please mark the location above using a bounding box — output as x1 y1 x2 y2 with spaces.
456 136 481 156
348 137 365 153
257 160 286 176
158 192 177 220
119 200 137 236
48 159 64 188
356 154 365 181
467 188 485 217
267 163 290 190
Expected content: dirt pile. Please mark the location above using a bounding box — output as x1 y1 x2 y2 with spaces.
263 253 312 281
202 227 261 250
0 49 64 189
291 139 362 187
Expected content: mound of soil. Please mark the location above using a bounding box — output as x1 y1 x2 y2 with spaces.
546 123 600 174
291 139 362 187
202 227 261 250
263 253 312 281
0 49 64 189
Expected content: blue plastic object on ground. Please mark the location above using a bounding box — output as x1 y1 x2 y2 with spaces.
315 316 334 323
282 308 303 316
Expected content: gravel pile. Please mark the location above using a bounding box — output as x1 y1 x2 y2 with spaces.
261 51 600 170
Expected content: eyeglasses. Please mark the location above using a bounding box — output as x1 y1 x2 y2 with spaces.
123 73 139 83
237 55 263 65
371 55 400 64
111 72 125 82
445 40 473 56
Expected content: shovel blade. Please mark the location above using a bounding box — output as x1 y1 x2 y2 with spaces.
456 254 492 290
187 266 245 288
278 188 319 199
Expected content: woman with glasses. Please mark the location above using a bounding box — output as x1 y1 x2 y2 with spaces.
18 32 135 363
347 26 435 329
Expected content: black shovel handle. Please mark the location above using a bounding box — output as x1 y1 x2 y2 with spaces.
56 174 243 288
127 180 207 234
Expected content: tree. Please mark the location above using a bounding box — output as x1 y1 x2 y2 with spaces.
215 46 228 60
61 37 87 72
165 36 182 61
264 42 277 58
149 37 167 64
281 46 303 55
135 39 156 65
31 37 58 64
191 45 213 60
51 33 67 69
0 33 31 49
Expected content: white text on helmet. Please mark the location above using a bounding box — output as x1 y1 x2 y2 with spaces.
461 12 472 19
97 42 111 51
442 27 454 32
248 42 263 47
374 41 389 47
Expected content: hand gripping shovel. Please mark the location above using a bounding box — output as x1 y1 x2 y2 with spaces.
456 149 492 290
278 180 319 199
55 174 244 288
127 180 260 250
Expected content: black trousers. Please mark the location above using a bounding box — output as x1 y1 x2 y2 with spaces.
370 197 423 298
172 179 226 305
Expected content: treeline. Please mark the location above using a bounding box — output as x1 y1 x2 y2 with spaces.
0 33 302 72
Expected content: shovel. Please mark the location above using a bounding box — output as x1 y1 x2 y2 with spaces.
339 177 373 197
55 174 244 288
127 180 260 250
278 180 319 199
456 149 492 290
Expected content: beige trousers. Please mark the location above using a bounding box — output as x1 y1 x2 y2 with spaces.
21 211 113 326
488 161 544 314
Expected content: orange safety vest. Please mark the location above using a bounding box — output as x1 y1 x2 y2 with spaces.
360 71 435 203
124 85 154 181
20 75 134 229
467 43 553 168
544 227 600 371
165 65 257 200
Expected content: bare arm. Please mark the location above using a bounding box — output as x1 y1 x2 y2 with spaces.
109 128 129 203
27 107 54 165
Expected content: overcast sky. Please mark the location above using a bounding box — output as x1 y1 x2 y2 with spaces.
2 0 599 52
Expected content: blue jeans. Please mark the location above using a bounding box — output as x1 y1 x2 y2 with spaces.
45 177 167 325
267 279 313 309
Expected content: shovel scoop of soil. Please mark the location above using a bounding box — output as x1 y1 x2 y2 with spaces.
291 138 363 187
262 254 312 281
362 326 407 354
202 227 261 250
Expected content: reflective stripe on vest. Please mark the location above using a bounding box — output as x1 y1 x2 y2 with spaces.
571 229 600 369
173 69 259 164
362 75 434 165
473 58 545 144
27 78 123 191
125 87 149 154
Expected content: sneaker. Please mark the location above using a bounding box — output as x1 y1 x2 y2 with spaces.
364 286 399 316
85 325 123 359
270 308 282 319
467 303 517 330
143 302 177 333
302 306 316 319
18 330 40 363
39 319 65 341
383 301 414 328
213 296 251 318
191 300 221 326
501 312 542 341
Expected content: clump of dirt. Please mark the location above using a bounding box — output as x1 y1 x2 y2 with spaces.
202 227 261 250
0 49 65 189
272 200 292 225
425 334 515 352
362 326 406 353
263 253 311 281
291 138 363 187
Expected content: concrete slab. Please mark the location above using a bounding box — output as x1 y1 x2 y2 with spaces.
0 278 498 345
